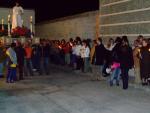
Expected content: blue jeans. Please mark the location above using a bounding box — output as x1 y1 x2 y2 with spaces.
100 65 103 76
24 58 33 76
7 67 17 82
83 57 91 72
42 57 50 74
110 68 121 85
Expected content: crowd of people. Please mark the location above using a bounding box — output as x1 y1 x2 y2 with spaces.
0 35 150 90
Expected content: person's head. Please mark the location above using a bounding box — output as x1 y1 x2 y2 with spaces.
82 40 87 47
16 41 22 47
109 38 114 45
0 40 3 47
75 36 81 42
15 2 19 7
24 42 30 47
137 35 144 42
11 43 16 49
122 36 129 46
69 38 73 42
61 39 66 45
107 38 114 47
92 40 97 46
115 37 122 44
133 40 139 47
96 37 102 45
77 40 81 45
142 38 149 47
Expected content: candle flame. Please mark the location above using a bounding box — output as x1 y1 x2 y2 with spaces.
138 49 140 52
8 15 11 18
30 16 33 22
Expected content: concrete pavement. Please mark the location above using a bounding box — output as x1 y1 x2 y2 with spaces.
0 66 150 113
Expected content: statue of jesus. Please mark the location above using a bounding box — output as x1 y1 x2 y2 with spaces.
12 2 24 29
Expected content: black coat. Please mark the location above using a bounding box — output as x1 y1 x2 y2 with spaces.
119 45 134 69
15 46 26 66
140 46 150 79
42 44 51 57
95 44 105 65
111 43 121 63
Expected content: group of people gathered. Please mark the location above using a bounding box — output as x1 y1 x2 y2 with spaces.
0 35 150 90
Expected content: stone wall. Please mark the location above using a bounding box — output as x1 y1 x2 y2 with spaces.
36 11 98 40
99 0 150 43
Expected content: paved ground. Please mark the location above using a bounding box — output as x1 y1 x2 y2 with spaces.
0 66 150 113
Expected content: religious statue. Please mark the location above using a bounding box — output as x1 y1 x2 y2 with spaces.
12 2 24 29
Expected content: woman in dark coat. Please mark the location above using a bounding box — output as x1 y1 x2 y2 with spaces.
119 36 134 90
95 38 105 66
93 38 106 80
140 39 150 85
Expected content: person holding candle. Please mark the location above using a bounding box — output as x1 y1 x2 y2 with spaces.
8 15 11 36
139 39 150 85
133 39 142 85
1 19 4 30
12 2 24 29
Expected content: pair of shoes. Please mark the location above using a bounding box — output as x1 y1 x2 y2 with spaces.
0 75 4 78
46 72 49 75
10 80 14 83
116 81 119 86
116 83 119 86
142 82 148 86
6 80 14 83
97 78 103 81
19 78 24 80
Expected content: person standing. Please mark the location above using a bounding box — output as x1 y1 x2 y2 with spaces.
6 43 17 83
81 40 90 73
32 43 42 75
24 42 33 76
133 40 142 85
139 39 150 85
0 42 7 78
103 38 115 76
12 2 24 29
41 41 51 75
15 42 26 80
75 40 82 70
93 38 106 80
120 36 134 90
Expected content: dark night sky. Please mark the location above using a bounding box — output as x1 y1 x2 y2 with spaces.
0 0 99 22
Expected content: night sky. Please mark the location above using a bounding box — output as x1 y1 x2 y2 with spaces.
0 0 99 22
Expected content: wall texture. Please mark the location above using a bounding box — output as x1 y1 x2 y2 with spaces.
99 0 150 42
0 8 35 31
36 11 98 40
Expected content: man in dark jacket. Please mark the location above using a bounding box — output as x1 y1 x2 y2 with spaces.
32 43 42 75
92 38 106 81
15 42 26 80
41 41 51 75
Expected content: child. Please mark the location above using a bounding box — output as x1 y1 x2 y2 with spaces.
109 62 121 86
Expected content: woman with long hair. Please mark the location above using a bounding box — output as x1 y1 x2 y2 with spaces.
119 36 134 89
